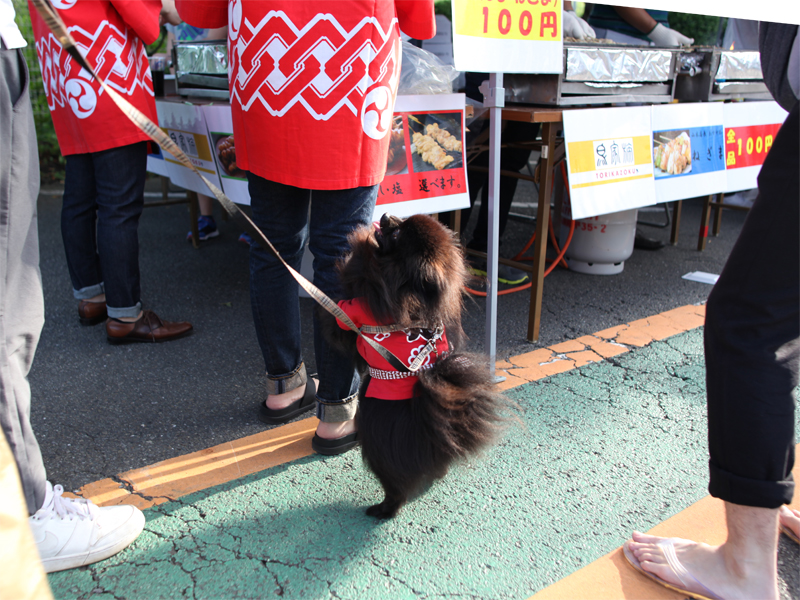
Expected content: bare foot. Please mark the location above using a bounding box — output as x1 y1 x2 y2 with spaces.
316 418 356 440
779 505 800 541
265 378 318 410
627 530 778 600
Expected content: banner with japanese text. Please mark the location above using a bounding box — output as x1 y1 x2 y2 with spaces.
563 106 655 220
374 94 470 220
451 0 563 73
154 100 222 196
652 103 726 203
723 101 788 193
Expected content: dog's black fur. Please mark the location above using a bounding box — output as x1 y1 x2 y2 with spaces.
321 214 508 519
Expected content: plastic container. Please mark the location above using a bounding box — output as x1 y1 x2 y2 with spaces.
559 208 638 275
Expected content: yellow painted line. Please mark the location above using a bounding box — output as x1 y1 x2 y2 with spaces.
530 453 800 600
71 303 707 508
72 418 318 509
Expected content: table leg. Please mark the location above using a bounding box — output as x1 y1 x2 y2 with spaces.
670 200 682 245
698 194 712 251
188 191 200 249
527 122 556 342
712 192 724 236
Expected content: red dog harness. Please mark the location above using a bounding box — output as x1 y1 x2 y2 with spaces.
336 298 447 400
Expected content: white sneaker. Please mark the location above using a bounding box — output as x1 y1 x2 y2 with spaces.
28 481 145 573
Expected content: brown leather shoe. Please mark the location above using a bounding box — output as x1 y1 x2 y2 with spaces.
106 310 193 344
78 300 107 326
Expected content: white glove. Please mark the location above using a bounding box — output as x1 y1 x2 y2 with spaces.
647 23 694 47
563 10 596 40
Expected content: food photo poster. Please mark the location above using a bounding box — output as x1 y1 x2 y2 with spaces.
376 94 470 220
652 103 725 203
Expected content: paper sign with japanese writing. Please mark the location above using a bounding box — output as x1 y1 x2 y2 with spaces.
723 101 788 193
451 0 563 73
563 106 655 220
154 100 222 196
201 105 250 205
374 94 469 220
652 103 725 203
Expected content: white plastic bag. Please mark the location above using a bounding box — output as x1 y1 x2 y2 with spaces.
398 41 459 95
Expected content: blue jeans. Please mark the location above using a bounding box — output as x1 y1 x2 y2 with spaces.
247 174 377 422
62 142 147 319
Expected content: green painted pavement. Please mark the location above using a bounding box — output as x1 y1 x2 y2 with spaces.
47 329 800 599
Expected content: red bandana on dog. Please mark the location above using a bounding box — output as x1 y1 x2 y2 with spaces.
336 298 448 400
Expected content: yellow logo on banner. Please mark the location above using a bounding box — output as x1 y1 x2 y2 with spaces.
455 0 561 41
568 136 652 188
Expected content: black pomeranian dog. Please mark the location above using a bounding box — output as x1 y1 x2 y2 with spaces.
321 213 508 519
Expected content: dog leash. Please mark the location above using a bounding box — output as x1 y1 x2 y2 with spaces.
30 0 435 376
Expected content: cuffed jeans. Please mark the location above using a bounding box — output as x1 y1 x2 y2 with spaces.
62 141 148 319
247 174 377 422
705 102 799 508
0 43 47 515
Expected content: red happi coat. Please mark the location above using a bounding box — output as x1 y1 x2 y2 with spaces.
28 0 161 155
336 298 448 400
176 0 436 190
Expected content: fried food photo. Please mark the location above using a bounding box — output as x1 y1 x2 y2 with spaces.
216 135 245 178
653 132 691 175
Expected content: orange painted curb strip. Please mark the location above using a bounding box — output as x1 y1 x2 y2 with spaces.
494 304 705 392
73 303 707 509
75 418 318 509
529 453 800 600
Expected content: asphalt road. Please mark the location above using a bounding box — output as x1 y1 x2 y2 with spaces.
29 176 747 494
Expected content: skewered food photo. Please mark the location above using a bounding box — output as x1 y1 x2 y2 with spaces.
407 113 464 172
653 131 692 177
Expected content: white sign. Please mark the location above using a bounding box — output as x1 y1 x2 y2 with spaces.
154 100 222 197
563 106 655 220
146 146 169 177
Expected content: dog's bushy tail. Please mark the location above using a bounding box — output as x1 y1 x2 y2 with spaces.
414 353 511 460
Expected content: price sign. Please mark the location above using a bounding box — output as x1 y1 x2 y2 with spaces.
452 0 563 73
723 101 788 193
724 124 780 170
458 0 560 40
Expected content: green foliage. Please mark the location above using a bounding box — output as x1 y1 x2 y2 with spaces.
147 28 168 56
434 0 451 22
668 12 725 47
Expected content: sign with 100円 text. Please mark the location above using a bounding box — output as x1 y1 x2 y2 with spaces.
451 0 563 73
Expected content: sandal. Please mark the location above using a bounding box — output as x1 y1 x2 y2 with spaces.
311 431 359 456
258 378 316 425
